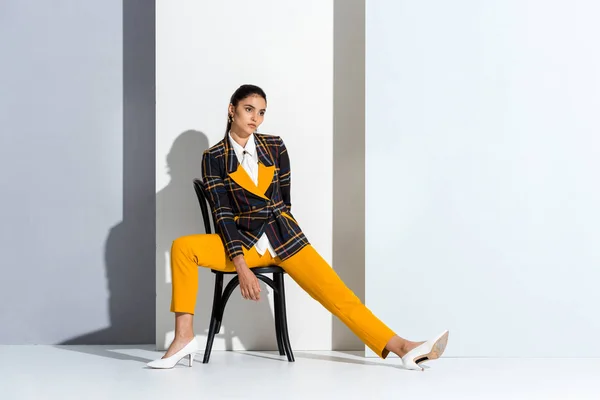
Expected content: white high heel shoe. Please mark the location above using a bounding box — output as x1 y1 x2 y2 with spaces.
147 338 199 369
401 330 449 371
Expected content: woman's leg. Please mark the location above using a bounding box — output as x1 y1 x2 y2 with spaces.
278 245 424 359
163 234 271 358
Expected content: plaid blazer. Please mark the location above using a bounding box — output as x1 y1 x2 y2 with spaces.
201 133 310 261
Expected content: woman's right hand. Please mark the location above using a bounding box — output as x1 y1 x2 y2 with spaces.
233 255 261 301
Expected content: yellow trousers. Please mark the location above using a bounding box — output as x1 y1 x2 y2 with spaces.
170 234 396 358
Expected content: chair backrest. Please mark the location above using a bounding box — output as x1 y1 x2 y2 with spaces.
192 179 217 234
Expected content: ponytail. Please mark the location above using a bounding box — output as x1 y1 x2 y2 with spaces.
224 116 232 139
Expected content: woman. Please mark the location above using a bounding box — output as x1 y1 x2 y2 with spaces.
148 84 449 371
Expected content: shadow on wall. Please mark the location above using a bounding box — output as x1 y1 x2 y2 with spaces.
59 200 156 345
58 0 156 346
155 130 279 352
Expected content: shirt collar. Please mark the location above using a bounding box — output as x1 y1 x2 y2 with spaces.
228 132 256 160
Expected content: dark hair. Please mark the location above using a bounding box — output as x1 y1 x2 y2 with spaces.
225 84 267 138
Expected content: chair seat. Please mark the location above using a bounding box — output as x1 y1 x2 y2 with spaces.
210 265 286 274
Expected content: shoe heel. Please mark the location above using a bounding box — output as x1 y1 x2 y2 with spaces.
404 359 424 371
188 353 194 367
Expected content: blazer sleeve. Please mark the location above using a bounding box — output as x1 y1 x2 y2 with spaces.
201 150 245 260
277 136 292 211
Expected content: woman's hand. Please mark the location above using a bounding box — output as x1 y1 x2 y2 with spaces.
232 255 261 301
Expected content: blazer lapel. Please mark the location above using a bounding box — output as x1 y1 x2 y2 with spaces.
254 134 275 196
226 135 274 200
257 163 274 196
255 134 275 167
225 137 238 175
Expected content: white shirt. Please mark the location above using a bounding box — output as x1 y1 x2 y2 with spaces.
228 132 277 257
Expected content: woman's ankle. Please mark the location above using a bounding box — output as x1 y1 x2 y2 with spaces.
385 336 406 356
174 332 195 341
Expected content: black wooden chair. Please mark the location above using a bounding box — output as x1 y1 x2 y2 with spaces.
192 179 295 363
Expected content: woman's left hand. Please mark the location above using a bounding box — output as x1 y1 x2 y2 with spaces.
234 262 261 301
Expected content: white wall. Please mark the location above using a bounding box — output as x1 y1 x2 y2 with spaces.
156 0 333 350
365 0 600 357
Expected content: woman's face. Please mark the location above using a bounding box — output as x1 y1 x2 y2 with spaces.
229 94 266 137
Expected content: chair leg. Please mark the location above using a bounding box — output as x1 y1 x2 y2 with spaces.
273 273 285 356
276 273 295 362
203 273 223 364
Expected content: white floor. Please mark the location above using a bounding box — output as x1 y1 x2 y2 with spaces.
1 346 599 400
